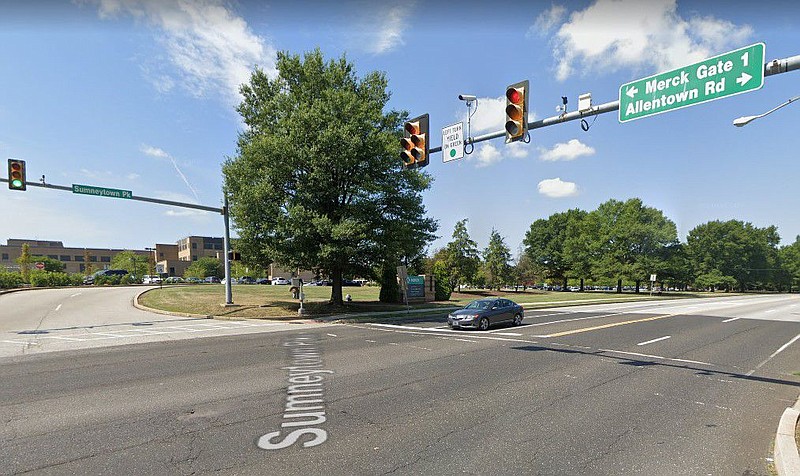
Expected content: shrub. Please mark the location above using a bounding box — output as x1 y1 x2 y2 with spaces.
432 261 452 301
29 271 75 287
0 272 23 289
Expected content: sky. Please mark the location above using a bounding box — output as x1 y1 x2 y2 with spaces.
1 0 799 258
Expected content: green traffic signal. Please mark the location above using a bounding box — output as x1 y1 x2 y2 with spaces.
7 159 27 191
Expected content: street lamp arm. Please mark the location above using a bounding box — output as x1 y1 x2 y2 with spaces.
733 95 800 127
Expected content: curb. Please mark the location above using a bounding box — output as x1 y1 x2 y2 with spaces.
775 396 800 475
133 287 213 319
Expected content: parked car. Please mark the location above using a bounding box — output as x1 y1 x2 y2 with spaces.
256 278 271 285
83 269 128 285
447 298 524 331
238 276 256 284
164 276 184 284
204 276 221 283
142 275 162 284
342 279 362 286
186 277 203 284
271 277 290 285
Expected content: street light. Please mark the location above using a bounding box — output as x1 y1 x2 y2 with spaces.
733 95 799 127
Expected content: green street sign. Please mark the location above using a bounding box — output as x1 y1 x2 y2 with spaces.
619 43 765 123
72 184 133 200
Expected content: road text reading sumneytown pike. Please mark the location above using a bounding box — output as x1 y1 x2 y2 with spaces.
258 334 333 450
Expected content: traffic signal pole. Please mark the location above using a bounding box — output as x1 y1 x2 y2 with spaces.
0 176 235 305
428 54 800 155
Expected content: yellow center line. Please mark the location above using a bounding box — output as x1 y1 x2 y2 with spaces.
544 312 682 338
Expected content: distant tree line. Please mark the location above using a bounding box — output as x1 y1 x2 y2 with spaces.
428 198 800 299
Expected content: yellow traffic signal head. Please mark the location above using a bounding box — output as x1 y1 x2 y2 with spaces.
401 113 430 168
505 80 529 143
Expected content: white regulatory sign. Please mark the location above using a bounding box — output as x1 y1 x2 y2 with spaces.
441 122 464 162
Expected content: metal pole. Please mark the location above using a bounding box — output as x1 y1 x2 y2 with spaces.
223 195 233 305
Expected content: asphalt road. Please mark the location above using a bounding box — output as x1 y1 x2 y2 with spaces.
1 293 799 475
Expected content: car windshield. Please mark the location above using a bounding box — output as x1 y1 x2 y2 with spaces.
465 300 492 310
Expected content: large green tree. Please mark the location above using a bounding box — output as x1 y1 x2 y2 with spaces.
586 198 678 292
687 220 780 291
523 209 587 290
483 229 512 291
223 50 436 305
442 219 481 292
111 251 148 277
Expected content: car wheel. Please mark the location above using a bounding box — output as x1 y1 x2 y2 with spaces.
478 317 490 331
513 313 523 326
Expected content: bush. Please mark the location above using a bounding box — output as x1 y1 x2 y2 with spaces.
0 272 23 289
29 271 76 287
379 263 400 303
432 261 452 301
94 274 122 286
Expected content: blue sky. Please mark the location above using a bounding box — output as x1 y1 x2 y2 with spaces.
2 0 799 258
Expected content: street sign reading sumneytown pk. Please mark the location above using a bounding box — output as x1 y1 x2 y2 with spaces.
72 184 133 199
619 43 765 123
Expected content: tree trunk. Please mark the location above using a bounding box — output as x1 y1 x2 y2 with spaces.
617 279 622 293
562 276 568 291
635 280 640 294
580 278 584 292
330 267 343 305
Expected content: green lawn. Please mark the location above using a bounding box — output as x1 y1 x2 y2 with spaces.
137 283 716 320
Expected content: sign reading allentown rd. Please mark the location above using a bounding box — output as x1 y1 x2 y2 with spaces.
619 43 765 123
72 184 133 200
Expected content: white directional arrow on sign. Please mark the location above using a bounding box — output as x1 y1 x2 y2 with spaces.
736 72 752 86
626 86 639 98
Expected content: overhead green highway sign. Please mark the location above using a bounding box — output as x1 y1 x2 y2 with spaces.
619 43 765 123
72 184 133 200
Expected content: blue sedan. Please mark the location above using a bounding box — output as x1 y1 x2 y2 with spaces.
448 298 524 331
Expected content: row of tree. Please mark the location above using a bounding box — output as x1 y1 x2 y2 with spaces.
428 198 800 297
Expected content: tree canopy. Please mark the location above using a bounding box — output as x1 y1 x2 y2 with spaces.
223 49 436 304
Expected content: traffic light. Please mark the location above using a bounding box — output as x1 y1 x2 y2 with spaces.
400 113 429 169
504 80 529 143
7 159 26 191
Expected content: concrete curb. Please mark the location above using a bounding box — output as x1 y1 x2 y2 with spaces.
775 396 800 476
133 288 213 319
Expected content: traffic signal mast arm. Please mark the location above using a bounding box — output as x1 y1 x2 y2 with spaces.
428 53 800 155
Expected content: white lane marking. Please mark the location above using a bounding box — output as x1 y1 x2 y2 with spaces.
722 317 740 323
42 335 87 342
327 333 338 337
365 340 377 343
69 293 82 298
599 348 713 367
746 333 800 376
637 335 671 346
526 312 625 327
765 309 777 314
55 304 62 312
90 332 129 338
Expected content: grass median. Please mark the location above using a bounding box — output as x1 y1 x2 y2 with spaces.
137 284 714 321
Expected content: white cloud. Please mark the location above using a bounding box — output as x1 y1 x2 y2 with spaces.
126 173 141 180
538 178 579 198
470 141 530 168
530 4 566 36
367 5 411 54
539 139 595 161
506 142 530 159
474 143 502 168
140 144 170 159
86 0 277 105
459 96 536 134
550 0 753 81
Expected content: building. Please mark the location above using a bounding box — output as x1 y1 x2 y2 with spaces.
154 236 225 277
0 239 150 274
2 236 317 280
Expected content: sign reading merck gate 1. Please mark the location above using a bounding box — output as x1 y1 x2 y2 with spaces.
619 43 765 123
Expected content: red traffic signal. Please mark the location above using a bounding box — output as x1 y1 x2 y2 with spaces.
7 159 26 191
401 113 430 168
505 80 529 143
